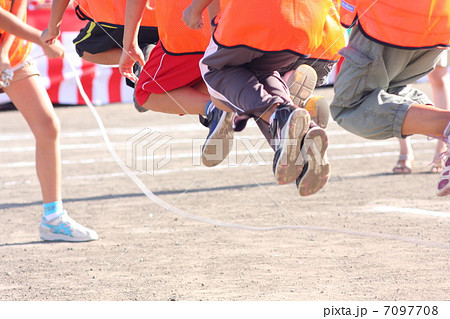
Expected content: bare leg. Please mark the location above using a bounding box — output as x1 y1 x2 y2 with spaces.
81 48 122 65
4 75 61 203
428 66 450 172
401 104 450 137
393 137 414 174
141 85 210 115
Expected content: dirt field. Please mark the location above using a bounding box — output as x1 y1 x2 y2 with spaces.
0 84 449 301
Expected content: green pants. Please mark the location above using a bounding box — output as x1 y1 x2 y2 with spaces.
330 26 444 139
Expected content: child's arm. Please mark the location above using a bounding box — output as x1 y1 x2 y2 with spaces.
182 0 214 29
0 5 64 60
0 0 27 73
119 0 147 81
0 7 42 43
41 0 71 45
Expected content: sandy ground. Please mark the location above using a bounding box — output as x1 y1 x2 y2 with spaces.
0 84 449 301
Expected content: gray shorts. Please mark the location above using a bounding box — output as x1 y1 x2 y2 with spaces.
200 39 299 118
330 26 444 139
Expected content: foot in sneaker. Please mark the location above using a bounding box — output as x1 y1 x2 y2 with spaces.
296 122 330 196
199 101 235 167
303 95 330 129
39 211 98 242
270 104 311 185
437 123 450 197
285 64 317 107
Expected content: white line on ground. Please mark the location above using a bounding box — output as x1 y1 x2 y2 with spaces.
0 137 433 154
373 206 450 217
0 148 435 169
0 124 351 141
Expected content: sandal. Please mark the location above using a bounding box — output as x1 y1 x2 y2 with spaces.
430 160 444 174
393 154 414 174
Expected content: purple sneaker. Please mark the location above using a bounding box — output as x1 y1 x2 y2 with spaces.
437 123 450 197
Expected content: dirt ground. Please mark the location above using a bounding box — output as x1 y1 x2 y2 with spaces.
0 84 449 301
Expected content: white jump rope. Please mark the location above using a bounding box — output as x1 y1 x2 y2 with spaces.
4 54 448 251
64 55 450 249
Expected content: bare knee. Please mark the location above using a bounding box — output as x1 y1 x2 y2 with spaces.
33 115 60 143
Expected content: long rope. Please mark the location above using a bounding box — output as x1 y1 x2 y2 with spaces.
62 55 450 252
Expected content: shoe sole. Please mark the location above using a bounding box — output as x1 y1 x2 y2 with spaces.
297 127 330 196
274 108 310 185
202 112 235 167
40 232 98 242
306 96 330 129
286 64 317 107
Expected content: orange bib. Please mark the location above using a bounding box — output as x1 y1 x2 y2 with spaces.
75 0 157 27
155 0 211 55
310 1 345 61
341 0 450 49
0 0 32 68
213 0 333 55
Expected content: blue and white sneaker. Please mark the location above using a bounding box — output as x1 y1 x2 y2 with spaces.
39 211 98 242
270 104 310 185
296 122 330 196
199 102 235 167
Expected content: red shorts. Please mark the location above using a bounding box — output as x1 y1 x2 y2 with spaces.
135 41 204 106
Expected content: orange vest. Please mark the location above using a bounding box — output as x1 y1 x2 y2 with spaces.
213 0 333 56
155 0 211 55
310 0 345 61
75 0 157 27
340 0 450 49
0 0 32 68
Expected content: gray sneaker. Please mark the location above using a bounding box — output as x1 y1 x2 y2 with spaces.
296 122 330 196
199 102 235 167
270 104 310 185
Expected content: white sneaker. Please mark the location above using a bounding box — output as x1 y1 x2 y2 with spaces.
39 211 98 242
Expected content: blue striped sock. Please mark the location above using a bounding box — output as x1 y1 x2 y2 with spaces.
43 201 64 222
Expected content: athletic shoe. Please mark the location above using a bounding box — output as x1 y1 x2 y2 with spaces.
303 95 330 129
437 123 450 197
39 211 98 242
199 102 235 167
285 64 317 107
296 122 330 196
270 104 310 185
